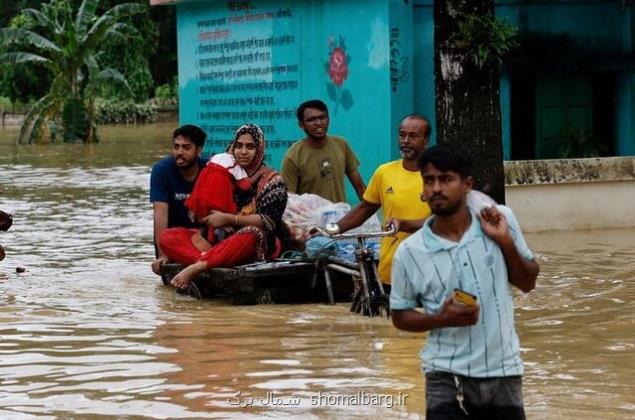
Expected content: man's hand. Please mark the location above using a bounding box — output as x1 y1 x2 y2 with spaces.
437 296 480 327
151 257 168 275
384 218 399 232
202 210 230 228
478 206 512 246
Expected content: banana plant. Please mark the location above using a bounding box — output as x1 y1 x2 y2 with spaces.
0 0 145 144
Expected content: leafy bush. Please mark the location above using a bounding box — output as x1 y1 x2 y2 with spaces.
450 13 518 69
147 96 178 111
0 96 11 112
95 98 158 124
549 127 608 158
152 78 178 109
154 83 174 99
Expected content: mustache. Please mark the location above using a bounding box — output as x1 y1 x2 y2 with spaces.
429 193 447 200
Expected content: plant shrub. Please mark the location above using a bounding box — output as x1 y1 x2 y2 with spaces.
95 99 158 124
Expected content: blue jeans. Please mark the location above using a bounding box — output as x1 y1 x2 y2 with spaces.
425 371 526 420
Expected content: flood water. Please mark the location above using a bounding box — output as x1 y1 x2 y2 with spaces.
0 124 633 419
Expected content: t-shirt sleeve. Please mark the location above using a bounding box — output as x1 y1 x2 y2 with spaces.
389 244 418 310
149 163 169 203
499 205 534 261
362 167 382 205
280 152 298 193
343 140 360 175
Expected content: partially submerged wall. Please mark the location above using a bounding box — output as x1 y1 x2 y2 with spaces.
504 157 635 232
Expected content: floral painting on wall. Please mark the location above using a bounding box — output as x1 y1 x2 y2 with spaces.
325 35 354 114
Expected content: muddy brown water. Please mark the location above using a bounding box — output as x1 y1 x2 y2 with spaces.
0 124 633 419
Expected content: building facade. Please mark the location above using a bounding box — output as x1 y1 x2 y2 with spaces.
151 0 635 231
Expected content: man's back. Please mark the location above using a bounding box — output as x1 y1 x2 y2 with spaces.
281 135 358 203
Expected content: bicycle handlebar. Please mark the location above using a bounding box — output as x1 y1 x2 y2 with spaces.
312 224 397 240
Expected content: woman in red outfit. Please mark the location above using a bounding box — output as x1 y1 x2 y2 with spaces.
159 124 288 290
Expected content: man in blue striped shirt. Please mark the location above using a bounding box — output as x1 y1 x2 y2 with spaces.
390 143 539 419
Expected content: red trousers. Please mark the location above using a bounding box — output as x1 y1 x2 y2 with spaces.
159 228 257 267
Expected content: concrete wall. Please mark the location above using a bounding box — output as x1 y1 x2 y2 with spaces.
1 113 25 127
504 156 635 232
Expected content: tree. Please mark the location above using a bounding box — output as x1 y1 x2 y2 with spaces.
0 0 145 144
434 0 517 204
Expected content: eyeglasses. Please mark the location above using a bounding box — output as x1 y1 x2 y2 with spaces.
304 115 328 124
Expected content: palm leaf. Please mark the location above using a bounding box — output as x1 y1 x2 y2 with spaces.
75 0 99 36
21 8 63 34
0 28 61 55
93 67 132 95
84 54 99 73
82 3 146 48
0 52 52 66
102 23 131 43
28 106 53 144
17 94 56 144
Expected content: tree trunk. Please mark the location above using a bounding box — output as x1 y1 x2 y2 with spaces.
434 0 506 204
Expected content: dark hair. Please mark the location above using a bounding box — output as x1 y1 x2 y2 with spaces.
418 142 473 178
297 99 328 122
172 124 206 148
402 114 432 139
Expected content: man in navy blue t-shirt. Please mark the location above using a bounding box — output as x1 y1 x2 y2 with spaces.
150 124 207 274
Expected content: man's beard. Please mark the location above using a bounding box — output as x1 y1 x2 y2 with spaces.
399 147 416 160
176 157 197 170
430 199 461 217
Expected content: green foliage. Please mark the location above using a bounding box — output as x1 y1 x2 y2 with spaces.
450 13 518 69
149 77 178 109
0 0 146 144
550 127 608 159
154 81 177 100
95 98 157 124
62 97 90 143
1 0 177 113
0 6 53 103
0 96 11 112
94 0 155 101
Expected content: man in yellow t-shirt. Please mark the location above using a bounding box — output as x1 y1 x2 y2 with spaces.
331 115 432 288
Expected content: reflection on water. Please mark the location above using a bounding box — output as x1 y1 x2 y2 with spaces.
0 125 633 418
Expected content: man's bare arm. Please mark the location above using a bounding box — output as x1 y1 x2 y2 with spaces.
397 218 426 233
479 206 539 293
392 298 479 333
499 239 539 293
152 202 169 274
336 200 380 233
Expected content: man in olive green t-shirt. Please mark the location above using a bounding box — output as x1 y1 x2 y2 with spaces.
281 99 365 203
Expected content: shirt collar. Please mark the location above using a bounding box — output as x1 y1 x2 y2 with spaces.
422 209 483 252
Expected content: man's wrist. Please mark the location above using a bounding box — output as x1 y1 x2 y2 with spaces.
431 312 448 329
325 223 340 235
495 233 514 250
